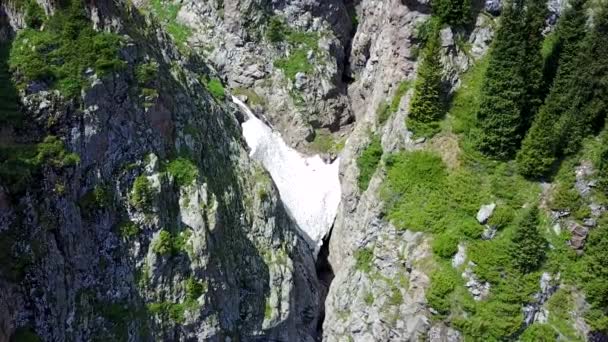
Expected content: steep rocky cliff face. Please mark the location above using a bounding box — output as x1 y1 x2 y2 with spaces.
0 1 321 340
2 0 607 341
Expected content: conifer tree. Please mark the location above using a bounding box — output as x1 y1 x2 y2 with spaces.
516 0 588 178
475 1 527 159
408 27 444 133
520 0 549 131
432 0 472 27
556 5 608 155
510 206 547 273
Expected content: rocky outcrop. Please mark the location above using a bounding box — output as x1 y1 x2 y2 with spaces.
174 0 354 149
0 1 321 340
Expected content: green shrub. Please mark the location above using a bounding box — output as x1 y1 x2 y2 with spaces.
382 151 447 232
426 268 458 314
79 185 111 211
266 16 286 43
272 26 319 80
390 80 412 113
151 229 192 256
166 157 198 187
357 135 383 191
185 277 206 300
147 299 197 324
25 0 46 29
273 49 312 81
149 0 191 46
130 175 155 211
354 247 374 273
201 77 225 100
388 286 404 306
136 61 159 86
432 231 460 258
376 101 391 125
151 230 173 255
310 130 344 154
520 323 557 341
35 136 80 167
119 221 139 239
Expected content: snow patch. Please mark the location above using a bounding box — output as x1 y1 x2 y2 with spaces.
232 96 341 256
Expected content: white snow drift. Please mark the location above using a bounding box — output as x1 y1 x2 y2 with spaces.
232 96 341 256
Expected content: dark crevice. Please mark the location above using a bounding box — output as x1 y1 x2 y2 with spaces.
314 225 335 340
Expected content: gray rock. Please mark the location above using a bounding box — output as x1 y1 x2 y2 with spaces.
440 27 454 48
481 225 497 240
451 243 466 268
476 203 496 224
485 0 502 15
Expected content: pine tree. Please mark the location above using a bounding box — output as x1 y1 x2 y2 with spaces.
516 0 588 178
431 0 472 27
556 5 608 155
510 206 547 273
475 1 527 159
408 27 444 134
519 0 549 131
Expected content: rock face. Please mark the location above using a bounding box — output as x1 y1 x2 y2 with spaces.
1 0 502 340
0 1 321 340
176 0 354 149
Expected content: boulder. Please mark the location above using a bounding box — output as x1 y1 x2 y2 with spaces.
476 203 496 224
485 0 502 15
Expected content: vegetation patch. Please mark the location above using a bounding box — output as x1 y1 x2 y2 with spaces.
354 247 374 273
149 0 192 47
9 1 124 98
310 129 345 155
151 229 192 256
356 135 383 191
268 16 320 81
130 175 155 212
166 157 198 187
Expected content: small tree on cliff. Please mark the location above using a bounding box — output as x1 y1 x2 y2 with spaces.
408 27 444 136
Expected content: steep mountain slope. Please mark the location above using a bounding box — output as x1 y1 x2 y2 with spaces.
2 0 608 341
0 1 321 340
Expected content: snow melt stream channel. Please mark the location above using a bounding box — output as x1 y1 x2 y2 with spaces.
232 96 341 256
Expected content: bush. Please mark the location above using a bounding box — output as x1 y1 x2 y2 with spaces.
376 101 391 125
35 136 80 167
266 16 286 43
149 0 192 46
520 323 558 342
119 221 139 239
185 277 206 300
151 230 173 255
432 231 459 258
357 135 383 191
354 247 374 273
166 157 198 187
25 0 46 29
426 268 458 314
136 61 159 86
130 175 155 211
201 77 225 100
